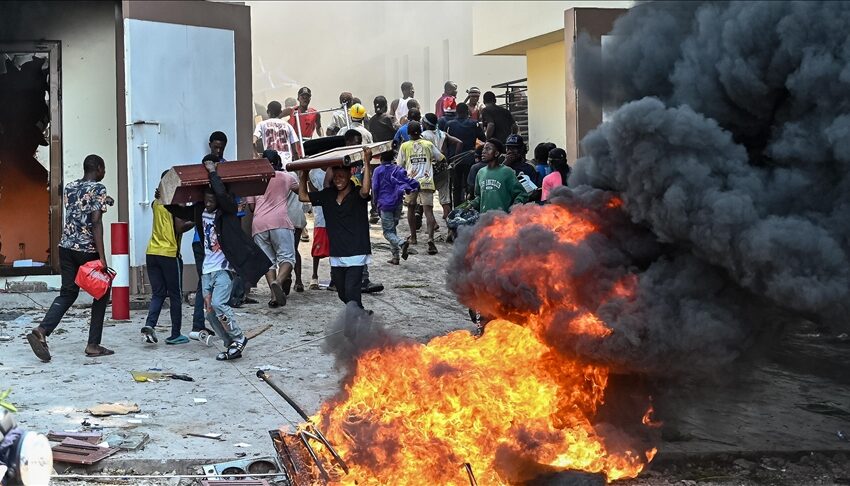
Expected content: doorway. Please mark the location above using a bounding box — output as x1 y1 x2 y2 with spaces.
0 41 61 275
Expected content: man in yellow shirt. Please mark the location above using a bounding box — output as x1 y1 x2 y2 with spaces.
396 121 445 255
141 171 193 345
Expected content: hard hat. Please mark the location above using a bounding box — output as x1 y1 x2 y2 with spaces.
349 103 367 120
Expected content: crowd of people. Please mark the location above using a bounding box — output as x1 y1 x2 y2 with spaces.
25 80 572 363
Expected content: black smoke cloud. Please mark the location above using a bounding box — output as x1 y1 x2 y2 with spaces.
450 1 850 376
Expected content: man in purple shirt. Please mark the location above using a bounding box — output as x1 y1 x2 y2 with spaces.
371 148 419 264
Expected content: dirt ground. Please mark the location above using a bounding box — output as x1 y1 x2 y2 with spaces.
3 211 850 485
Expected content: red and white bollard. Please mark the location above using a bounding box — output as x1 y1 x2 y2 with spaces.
111 222 130 320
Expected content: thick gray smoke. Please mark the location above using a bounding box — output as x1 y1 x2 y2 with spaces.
450 1 850 377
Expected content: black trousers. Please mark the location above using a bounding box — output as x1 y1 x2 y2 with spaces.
145 254 183 338
40 247 110 345
192 241 206 331
331 265 364 308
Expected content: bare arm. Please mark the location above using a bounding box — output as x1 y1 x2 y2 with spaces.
91 210 107 269
485 122 495 139
445 133 463 156
316 113 323 137
360 148 373 199
253 136 263 155
297 170 311 203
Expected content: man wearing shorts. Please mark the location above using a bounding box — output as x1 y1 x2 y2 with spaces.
246 150 299 307
396 121 445 255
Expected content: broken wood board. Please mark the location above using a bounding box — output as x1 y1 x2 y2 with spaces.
47 431 102 444
52 438 119 465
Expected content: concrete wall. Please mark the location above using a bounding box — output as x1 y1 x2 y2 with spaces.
526 40 566 150
247 1 525 121
0 1 120 259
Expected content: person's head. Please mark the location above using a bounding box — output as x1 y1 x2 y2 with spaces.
467 87 481 105
406 98 420 111
456 102 470 119
352 97 362 106
401 81 414 98
297 87 312 108
406 108 421 122
549 148 569 184
344 129 363 146
408 120 422 140
444 81 458 97
83 154 105 181
263 149 283 171
331 166 353 191
442 96 457 115
374 95 388 114
505 134 527 163
534 142 552 163
209 131 227 157
339 91 353 108
483 138 504 163
283 97 297 109
203 186 217 213
267 101 283 118
422 113 438 131
483 91 497 105
349 103 367 122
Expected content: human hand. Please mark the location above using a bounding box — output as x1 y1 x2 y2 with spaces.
203 160 217 173
154 187 161 200
104 196 115 206
99 258 108 271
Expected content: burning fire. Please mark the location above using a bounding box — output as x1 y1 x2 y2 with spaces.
304 203 657 484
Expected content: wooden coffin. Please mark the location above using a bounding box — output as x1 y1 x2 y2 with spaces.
285 140 394 172
159 159 275 205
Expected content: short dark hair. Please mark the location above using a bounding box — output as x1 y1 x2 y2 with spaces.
204 186 216 196
263 149 282 170
344 129 363 144
83 154 104 173
202 154 221 164
401 81 413 91
352 97 362 105
407 108 421 121
374 95 387 107
406 98 419 109
444 80 456 91
267 101 282 117
534 143 552 162
408 120 422 135
209 131 228 144
456 102 470 117
339 91 353 105
486 138 504 154
483 91 497 104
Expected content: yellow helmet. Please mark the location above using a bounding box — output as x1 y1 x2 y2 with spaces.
349 103 367 120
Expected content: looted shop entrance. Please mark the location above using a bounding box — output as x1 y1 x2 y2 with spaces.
0 41 62 275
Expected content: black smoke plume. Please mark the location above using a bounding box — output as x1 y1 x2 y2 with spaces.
450 1 850 377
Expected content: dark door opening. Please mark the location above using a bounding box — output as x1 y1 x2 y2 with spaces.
0 41 61 276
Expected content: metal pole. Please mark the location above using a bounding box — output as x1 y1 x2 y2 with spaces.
295 110 304 158
256 370 310 422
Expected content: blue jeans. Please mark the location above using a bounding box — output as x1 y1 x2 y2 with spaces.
201 270 243 346
380 207 403 257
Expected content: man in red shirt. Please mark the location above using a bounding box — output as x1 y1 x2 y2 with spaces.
435 81 458 118
284 87 322 141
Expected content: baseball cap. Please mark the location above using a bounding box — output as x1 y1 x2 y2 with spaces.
442 96 457 112
548 148 567 161
505 134 525 147
349 103 367 120
297 87 311 96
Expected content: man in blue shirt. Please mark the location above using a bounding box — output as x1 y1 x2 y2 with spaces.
445 103 486 204
393 108 421 145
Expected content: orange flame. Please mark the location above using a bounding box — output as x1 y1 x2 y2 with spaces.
303 203 656 484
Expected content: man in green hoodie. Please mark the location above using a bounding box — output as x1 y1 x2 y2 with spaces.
469 138 528 213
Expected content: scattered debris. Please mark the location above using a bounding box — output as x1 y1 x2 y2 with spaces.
87 402 141 417
186 432 224 441
194 398 208 404
132 371 195 382
51 437 119 465
234 442 252 448
47 431 102 444
252 365 287 372
0 336 12 342
104 431 150 450
200 480 270 486
245 324 272 340
201 457 282 480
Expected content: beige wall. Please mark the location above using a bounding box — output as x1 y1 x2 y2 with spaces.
472 1 632 55
247 1 526 119
1 1 119 257
526 40 566 150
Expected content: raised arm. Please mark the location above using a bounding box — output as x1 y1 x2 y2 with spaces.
360 148 373 199
297 170 311 203
205 161 238 214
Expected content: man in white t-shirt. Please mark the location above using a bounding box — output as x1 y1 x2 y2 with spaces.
253 101 300 163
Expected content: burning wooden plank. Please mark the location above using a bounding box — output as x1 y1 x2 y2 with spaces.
158 159 275 205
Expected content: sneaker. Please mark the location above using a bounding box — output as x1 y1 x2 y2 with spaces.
141 326 158 344
427 240 438 255
370 215 380 224
301 232 310 242
326 283 337 292
309 277 320 290
362 281 384 294
165 335 189 345
216 337 247 361
401 237 411 260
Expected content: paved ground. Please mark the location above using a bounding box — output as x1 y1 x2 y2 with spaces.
2 213 850 485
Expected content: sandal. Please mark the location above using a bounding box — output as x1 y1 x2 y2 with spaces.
26 328 51 362
282 278 292 296
85 345 115 357
270 282 286 306
401 237 411 261
216 338 247 361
